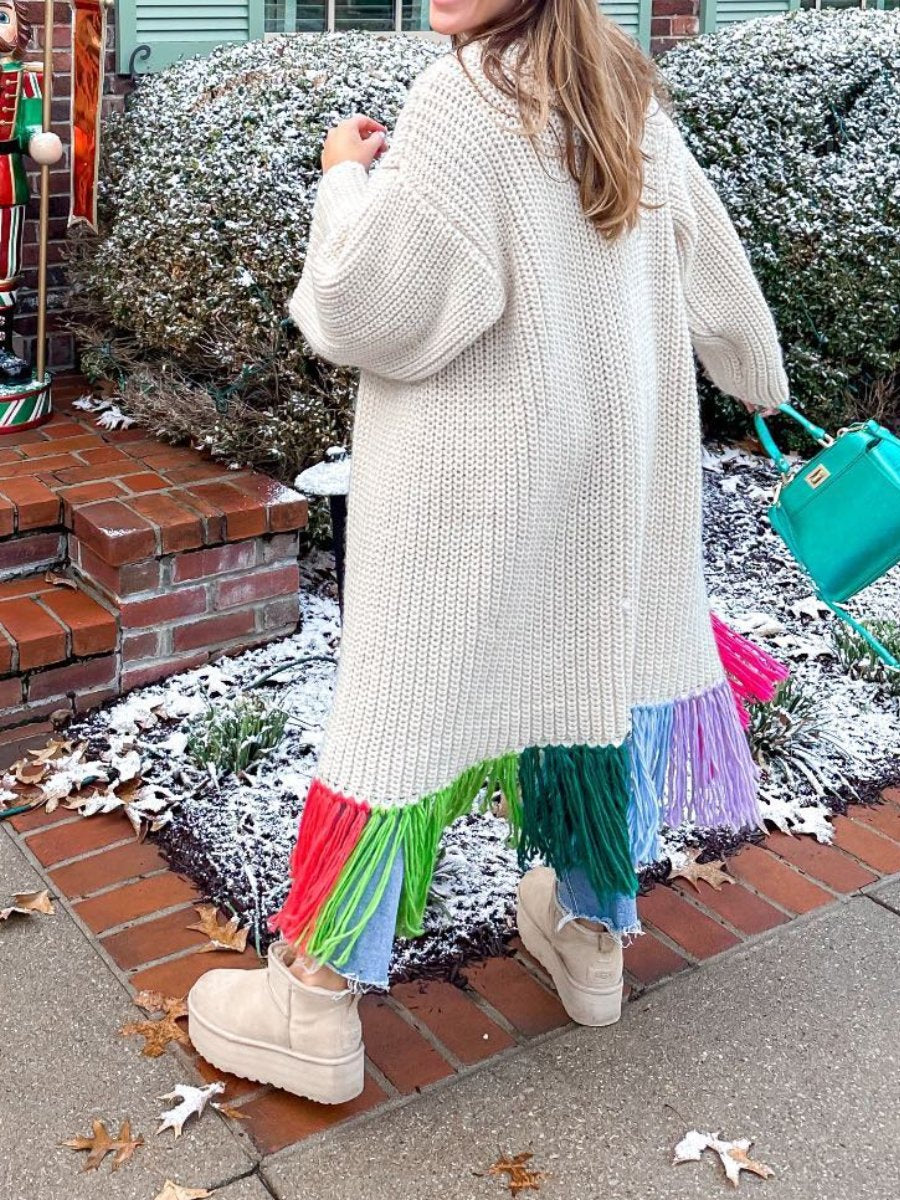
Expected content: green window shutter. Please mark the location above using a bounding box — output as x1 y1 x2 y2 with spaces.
700 0 800 31
602 0 653 48
116 0 266 74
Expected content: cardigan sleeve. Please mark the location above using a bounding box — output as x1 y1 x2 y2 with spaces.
288 99 507 383
667 121 789 410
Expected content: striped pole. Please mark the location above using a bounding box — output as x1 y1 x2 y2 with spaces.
0 1 53 432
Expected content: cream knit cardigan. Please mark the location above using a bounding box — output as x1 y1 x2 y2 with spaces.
289 47 787 809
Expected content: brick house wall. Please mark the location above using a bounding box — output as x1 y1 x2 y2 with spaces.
17 0 698 374
650 0 700 53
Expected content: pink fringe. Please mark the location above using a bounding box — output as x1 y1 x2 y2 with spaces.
711 613 790 728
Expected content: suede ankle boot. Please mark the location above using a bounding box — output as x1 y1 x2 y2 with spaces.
517 866 623 1026
187 942 364 1104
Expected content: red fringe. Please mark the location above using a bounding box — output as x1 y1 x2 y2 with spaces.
269 778 370 944
712 613 790 728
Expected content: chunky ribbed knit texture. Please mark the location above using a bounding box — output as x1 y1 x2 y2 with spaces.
276 46 790 959
289 47 787 805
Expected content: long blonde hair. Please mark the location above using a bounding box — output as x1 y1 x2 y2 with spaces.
455 0 661 239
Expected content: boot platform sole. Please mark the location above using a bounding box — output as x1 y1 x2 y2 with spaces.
188 1001 365 1105
517 900 623 1028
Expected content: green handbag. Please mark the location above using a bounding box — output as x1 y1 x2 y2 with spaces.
753 402 900 668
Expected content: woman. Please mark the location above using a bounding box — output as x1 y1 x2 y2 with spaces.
188 0 788 1104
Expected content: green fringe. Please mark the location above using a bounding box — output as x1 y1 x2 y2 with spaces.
518 743 638 902
304 744 634 970
396 756 514 939
306 754 519 968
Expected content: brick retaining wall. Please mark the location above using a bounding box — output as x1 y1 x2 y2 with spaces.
0 375 307 766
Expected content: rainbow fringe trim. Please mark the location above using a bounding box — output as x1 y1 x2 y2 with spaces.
271 620 789 969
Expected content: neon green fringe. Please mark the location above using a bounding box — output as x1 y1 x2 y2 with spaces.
304 753 520 968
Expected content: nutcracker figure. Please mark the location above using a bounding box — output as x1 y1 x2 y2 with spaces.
0 3 61 375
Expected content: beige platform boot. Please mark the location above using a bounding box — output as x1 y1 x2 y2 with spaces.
516 866 624 1027
187 942 364 1104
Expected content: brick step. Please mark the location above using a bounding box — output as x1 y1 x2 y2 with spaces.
0 572 119 762
0 392 306 571
0 478 66 581
0 376 307 765
0 573 117 675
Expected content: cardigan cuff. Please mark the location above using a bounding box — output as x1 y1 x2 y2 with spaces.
742 336 791 410
314 161 371 242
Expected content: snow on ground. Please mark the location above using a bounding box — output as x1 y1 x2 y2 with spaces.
29 446 900 982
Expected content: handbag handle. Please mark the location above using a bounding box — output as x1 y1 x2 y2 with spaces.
753 403 834 477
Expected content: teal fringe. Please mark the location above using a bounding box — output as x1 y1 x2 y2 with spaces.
518 742 638 905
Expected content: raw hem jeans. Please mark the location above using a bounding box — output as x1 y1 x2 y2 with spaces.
321 850 640 991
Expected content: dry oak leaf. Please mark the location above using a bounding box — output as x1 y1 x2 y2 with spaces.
0 889 55 920
44 570 78 590
61 1118 144 1172
120 1012 191 1058
667 848 733 893
28 738 76 765
133 990 188 1019
213 1102 250 1122
674 1130 774 1188
13 759 47 787
487 1152 547 1195
157 1082 225 1138
187 904 249 954
153 1183 211 1200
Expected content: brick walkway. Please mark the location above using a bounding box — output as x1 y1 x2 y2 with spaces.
5 786 899 1156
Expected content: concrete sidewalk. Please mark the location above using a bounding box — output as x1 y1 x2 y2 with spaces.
266 887 900 1200
3 821 899 1200
0 828 264 1200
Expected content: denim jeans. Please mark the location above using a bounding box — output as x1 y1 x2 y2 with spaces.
332 848 639 990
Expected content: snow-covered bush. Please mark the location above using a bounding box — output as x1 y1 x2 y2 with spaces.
70 33 445 479
662 10 900 438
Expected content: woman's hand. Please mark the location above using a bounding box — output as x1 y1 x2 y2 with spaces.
740 400 780 418
322 115 388 173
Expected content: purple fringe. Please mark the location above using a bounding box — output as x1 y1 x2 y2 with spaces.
629 680 762 846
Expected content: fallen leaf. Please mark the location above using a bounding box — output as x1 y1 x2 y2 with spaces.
667 849 734 893
213 1102 249 1122
13 759 47 787
122 783 178 838
27 738 75 764
61 1118 144 1172
0 788 29 812
65 788 119 816
788 596 831 622
187 904 249 954
758 795 834 844
44 570 78 590
36 744 106 811
133 991 188 1019
120 1013 191 1057
51 708 72 730
674 1130 774 1188
733 612 785 639
153 1183 211 1200
157 1082 225 1138
0 889 55 920
487 1152 547 1195
111 748 143 784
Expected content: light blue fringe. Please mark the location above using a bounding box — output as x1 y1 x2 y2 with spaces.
627 701 674 865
